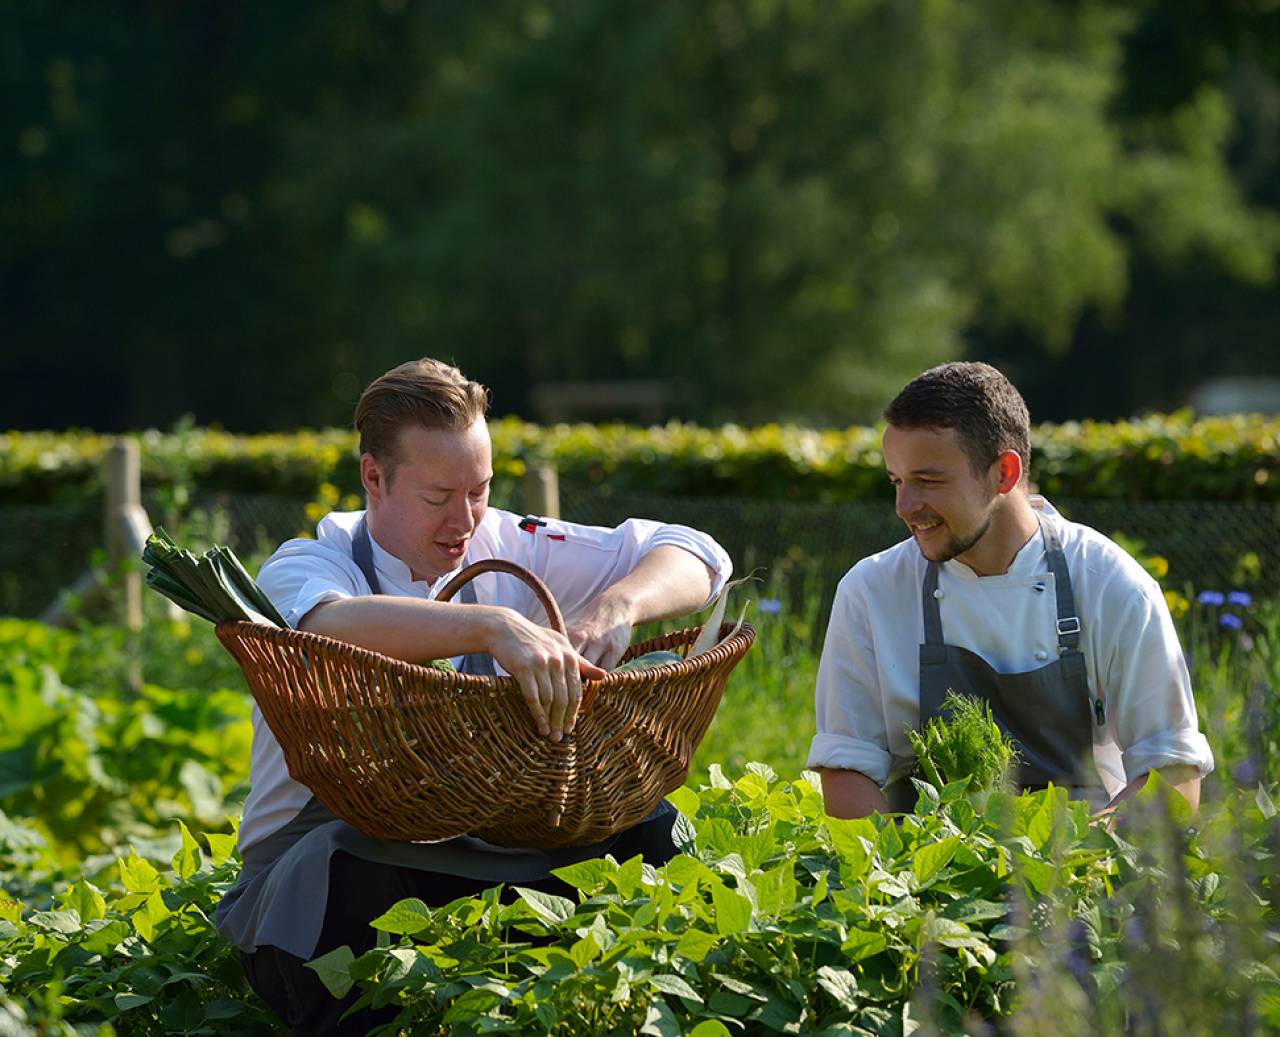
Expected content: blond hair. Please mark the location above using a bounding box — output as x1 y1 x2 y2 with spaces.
354 358 490 474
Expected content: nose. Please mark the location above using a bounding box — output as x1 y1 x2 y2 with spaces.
445 494 476 535
895 483 919 520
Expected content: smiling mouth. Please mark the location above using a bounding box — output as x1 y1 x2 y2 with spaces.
910 518 943 534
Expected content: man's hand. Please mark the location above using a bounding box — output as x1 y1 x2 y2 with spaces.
486 608 607 742
567 593 635 670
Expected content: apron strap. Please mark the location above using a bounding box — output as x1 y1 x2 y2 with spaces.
350 514 496 676
1038 515 1082 655
921 562 945 646
351 516 383 595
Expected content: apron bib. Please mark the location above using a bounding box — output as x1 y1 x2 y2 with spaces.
886 516 1100 811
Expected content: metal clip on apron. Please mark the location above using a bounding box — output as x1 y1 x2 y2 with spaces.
887 516 1099 812
352 517 496 675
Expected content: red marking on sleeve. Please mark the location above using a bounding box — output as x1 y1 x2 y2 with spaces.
547 533 566 541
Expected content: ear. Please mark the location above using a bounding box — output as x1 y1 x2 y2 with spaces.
994 450 1022 494
360 453 386 504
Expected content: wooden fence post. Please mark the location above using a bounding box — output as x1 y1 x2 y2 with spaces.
522 462 560 520
105 438 147 634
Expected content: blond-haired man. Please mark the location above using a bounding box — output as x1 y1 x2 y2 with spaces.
219 358 732 1034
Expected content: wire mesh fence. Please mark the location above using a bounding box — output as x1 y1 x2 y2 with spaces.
2 485 1276 619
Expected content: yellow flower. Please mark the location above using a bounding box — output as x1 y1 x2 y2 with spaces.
184 647 204 666
1164 590 1190 620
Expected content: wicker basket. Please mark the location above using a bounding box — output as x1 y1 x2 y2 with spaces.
215 559 755 848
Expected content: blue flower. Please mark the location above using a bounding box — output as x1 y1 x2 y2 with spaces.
1220 613 1244 631
1197 590 1225 606
1227 591 1253 607
757 598 783 614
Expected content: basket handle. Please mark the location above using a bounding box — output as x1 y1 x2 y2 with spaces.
434 559 567 635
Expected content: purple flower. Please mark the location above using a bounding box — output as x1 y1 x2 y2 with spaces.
1233 759 1260 785
1197 590 1225 606
757 598 783 614
1220 613 1244 631
1227 591 1253 607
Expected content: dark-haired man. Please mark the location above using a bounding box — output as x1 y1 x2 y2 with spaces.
218 357 732 1034
810 362 1213 819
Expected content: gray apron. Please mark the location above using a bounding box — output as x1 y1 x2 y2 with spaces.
216 516 640 959
887 517 1101 810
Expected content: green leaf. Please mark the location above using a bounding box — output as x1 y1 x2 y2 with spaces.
81 920 131 957
132 890 171 942
205 831 238 864
28 909 81 934
827 816 876 881
841 928 888 963
370 897 434 935
711 882 754 935
118 851 162 895
306 945 356 999
553 858 616 893
667 785 700 818
113 992 154 1012
674 928 719 963
816 965 860 1006
641 999 681 1037
61 879 106 923
516 888 576 927
172 820 202 881
912 835 961 887
650 973 704 1003
665 854 712 890
688 1022 733 1037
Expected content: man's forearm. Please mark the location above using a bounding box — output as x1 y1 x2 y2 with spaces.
821 768 890 819
1105 763 1202 813
594 545 716 625
299 595 505 664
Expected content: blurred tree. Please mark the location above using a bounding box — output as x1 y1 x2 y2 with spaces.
2 0 1277 430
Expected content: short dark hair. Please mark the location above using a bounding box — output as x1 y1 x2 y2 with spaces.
354 357 490 478
883 362 1031 476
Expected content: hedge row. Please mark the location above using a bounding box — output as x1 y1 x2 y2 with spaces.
2 412 1277 505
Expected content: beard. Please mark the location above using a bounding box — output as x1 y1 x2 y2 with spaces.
916 515 992 563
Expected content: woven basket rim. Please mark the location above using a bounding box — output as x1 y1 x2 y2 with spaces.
214 618 756 692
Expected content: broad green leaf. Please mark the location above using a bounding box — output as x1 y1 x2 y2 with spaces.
811 870 828 908
205 831 238 865
516 888 576 926
172 821 202 881
841 927 888 962
61 879 106 923
28 909 81 934
674 928 719 963
81 920 131 957
569 932 600 968
114 992 154 1012
666 785 699 818
734 772 770 807
650 973 704 1003
827 817 877 880
0 896 20 923
1024 792 1057 851
912 835 961 887
911 778 940 815
118 851 161 895
641 999 680 1037
688 1022 733 1037
132 890 170 942
306 945 356 999
665 853 712 890
753 862 797 917
708 764 732 790
711 882 754 935
553 858 616 893
615 855 645 898
943 897 1008 924
370 898 433 935
816 965 860 1005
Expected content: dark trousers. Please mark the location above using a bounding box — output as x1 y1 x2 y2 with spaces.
241 805 678 1036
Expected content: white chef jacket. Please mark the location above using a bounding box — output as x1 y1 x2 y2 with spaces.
808 498 1214 803
239 506 733 852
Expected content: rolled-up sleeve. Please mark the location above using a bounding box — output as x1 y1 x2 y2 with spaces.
1104 577 1215 784
504 513 732 619
807 570 894 785
257 540 364 629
